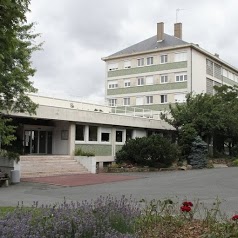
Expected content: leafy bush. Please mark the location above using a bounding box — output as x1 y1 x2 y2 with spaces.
116 135 178 168
74 148 95 157
231 158 238 167
0 149 19 162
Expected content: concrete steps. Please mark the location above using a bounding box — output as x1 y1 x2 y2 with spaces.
20 155 90 178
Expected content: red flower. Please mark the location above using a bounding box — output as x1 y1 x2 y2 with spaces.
232 215 238 220
182 201 193 207
180 205 191 212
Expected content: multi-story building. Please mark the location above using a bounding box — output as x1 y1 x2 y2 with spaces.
102 22 238 115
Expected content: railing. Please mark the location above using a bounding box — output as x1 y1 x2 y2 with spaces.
109 104 162 120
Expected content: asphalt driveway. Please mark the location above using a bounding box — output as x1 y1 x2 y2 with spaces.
1 167 238 215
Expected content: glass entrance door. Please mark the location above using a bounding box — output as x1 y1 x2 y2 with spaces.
24 130 52 154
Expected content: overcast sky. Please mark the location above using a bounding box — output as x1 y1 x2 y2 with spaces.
27 0 238 104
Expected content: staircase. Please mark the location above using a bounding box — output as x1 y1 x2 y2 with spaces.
20 155 90 178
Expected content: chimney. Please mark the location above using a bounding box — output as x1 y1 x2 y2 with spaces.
157 22 164 42
174 23 182 39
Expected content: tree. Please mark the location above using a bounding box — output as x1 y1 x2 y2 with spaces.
0 0 41 147
161 85 238 158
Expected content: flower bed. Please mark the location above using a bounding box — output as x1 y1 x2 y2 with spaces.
1 196 238 237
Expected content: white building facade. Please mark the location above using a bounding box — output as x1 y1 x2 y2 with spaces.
102 22 238 116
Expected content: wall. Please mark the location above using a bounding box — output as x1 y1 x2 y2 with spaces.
191 49 207 93
0 157 20 178
75 144 112 156
53 121 69 155
29 94 111 113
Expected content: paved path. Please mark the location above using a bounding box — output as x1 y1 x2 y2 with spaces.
21 174 142 187
1 167 238 215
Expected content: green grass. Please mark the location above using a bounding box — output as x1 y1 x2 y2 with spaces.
0 207 15 218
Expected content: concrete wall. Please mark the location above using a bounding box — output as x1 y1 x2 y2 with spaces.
75 144 112 156
53 121 69 155
0 157 20 178
29 94 111 113
191 49 207 93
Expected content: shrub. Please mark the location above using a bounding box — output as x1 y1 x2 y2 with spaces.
188 136 208 169
231 158 238 167
74 148 95 157
116 135 178 168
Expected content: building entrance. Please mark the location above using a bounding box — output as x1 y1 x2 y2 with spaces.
24 130 52 154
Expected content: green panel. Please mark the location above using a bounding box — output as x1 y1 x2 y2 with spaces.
223 77 238 86
116 145 123 153
75 144 112 156
107 82 187 95
108 61 187 78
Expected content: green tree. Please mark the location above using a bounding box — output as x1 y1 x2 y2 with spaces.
161 85 238 158
0 0 41 146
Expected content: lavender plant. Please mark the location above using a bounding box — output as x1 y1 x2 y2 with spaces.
0 195 140 238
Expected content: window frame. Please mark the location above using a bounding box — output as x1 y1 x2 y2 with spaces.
108 81 118 89
108 99 117 107
137 77 144 86
124 60 131 69
75 124 85 141
123 97 130 106
124 80 131 88
175 73 187 82
160 75 168 84
137 58 144 67
160 54 168 64
146 57 154 65
146 95 153 104
160 94 168 104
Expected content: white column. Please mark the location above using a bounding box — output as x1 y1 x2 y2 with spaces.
68 122 76 156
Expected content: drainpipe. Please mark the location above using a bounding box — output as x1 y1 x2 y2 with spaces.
190 48 193 92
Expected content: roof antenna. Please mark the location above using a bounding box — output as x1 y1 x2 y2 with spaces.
176 8 184 23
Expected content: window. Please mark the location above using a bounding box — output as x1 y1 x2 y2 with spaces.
174 52 187 62
116 130 123 142
223 69 228 78
108 81 118 89
147 57 153 65
101 128 111 142
161 95 168 104
174 94 186 103
89 126 98 141
146 96 153 104
145 76 153 85
206 59 213 76
137 58 144 67
108 99 117 107
160 75 168 83
126 129 133 141
136 97 143 105
137 77 144 86
101 133 110 142
124 60 131 69
123 98 130 106
214 63 222 79
175 74 187 82
75 125 85 141
160 54 168 64
124 80 130 87
108 63 118 71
